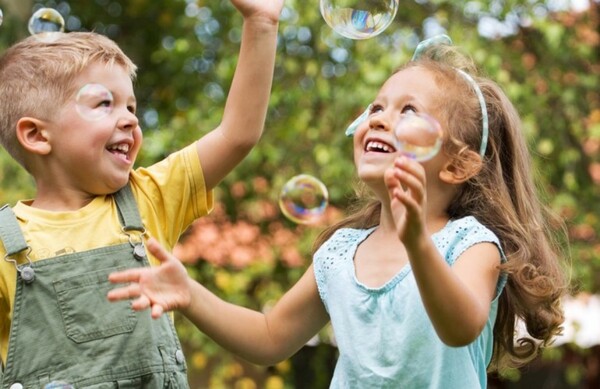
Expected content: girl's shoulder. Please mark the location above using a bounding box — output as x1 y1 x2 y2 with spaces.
434 216 505 264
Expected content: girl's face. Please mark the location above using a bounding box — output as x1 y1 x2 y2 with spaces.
44 62 142 196
353 66 445 189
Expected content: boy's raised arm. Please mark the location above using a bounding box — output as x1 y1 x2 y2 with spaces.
196 0 283 191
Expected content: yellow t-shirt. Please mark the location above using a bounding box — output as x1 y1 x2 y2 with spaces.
0 143 213 363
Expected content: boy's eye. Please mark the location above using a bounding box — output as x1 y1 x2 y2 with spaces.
75 83 114 121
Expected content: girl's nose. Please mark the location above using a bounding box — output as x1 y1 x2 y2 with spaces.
368 111 393 132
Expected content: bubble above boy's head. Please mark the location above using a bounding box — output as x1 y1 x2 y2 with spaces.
279 174 329 225
75 84 114 121
28 7 65 42
320 0 398 40
394 113 443 162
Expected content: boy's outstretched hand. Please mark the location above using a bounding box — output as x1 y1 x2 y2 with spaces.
107 238 191 319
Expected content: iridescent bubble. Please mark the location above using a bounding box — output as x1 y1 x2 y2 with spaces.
28 8 65 40
394 113 443 162
320 0 398 40
44 382 74 389
0 9 4 27
75 84 114 121
279 174 329 225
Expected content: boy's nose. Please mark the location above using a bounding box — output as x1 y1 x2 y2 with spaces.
117 110 139 130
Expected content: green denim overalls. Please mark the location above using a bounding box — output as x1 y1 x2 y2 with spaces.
0 185 190 388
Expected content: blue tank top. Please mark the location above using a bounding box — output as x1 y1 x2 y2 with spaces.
313 216 507 389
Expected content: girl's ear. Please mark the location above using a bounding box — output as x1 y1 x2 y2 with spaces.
439 149 483 184
16 117 52 155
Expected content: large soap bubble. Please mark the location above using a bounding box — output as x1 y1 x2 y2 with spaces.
320 0 398 40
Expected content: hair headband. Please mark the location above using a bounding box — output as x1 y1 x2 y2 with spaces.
345 34 489 157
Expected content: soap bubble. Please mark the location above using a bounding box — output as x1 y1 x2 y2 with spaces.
320 0 398 40
44 382 74 389
0 9 4 27
28 8 64 42
279 174 329 224
75 84 114 121
394 113 443 162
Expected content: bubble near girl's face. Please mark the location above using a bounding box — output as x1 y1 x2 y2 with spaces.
320 0 398 40
394 113 443 162
28 8 65 38
279 174 329 224
75 84 114 121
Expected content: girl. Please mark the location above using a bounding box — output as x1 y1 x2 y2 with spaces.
108 35 568 388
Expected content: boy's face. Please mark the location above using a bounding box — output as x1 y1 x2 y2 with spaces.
46 62 142 195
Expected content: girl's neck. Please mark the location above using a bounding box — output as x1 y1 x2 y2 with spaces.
378 200 450 237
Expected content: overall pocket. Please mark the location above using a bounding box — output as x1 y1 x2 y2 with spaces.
54 266 137 343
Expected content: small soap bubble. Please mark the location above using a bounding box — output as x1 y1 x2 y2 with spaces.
394 113 443 162
75 84 114 121
44 382 74 389
320 0 398 40
28 8 65 41
279 174 329 225
0 9 4 27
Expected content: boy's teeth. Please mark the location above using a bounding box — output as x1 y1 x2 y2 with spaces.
108 144 129 153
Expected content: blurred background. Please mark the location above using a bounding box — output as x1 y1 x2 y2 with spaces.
0 0 598 387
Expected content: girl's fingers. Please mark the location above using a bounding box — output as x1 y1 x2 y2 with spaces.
151 304 165 319
131 295 150 311
107 283 141 301
108 269 141 284
146 237 174 264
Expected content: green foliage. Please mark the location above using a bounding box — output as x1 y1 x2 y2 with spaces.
0 0 598 386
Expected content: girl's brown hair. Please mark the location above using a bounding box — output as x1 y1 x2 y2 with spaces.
313 44 569 372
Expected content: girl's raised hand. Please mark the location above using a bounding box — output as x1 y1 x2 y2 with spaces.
385 156 428 245
107 238 192 319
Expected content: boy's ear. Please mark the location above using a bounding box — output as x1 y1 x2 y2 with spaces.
16 117 52 155
439 149 483 184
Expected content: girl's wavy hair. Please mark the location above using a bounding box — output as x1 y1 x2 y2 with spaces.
313 41 570 372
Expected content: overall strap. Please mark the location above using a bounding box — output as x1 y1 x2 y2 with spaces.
0 205 28 256
113 183 145 232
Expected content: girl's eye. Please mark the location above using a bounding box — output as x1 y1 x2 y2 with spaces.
369 104 384 114
402 105 417 115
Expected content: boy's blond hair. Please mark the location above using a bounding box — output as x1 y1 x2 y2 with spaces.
0 32 137 168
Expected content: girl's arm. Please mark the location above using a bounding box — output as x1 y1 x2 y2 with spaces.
108 238 329 365
385 157 501 346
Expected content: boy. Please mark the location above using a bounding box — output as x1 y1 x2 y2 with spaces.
0 0 283 387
